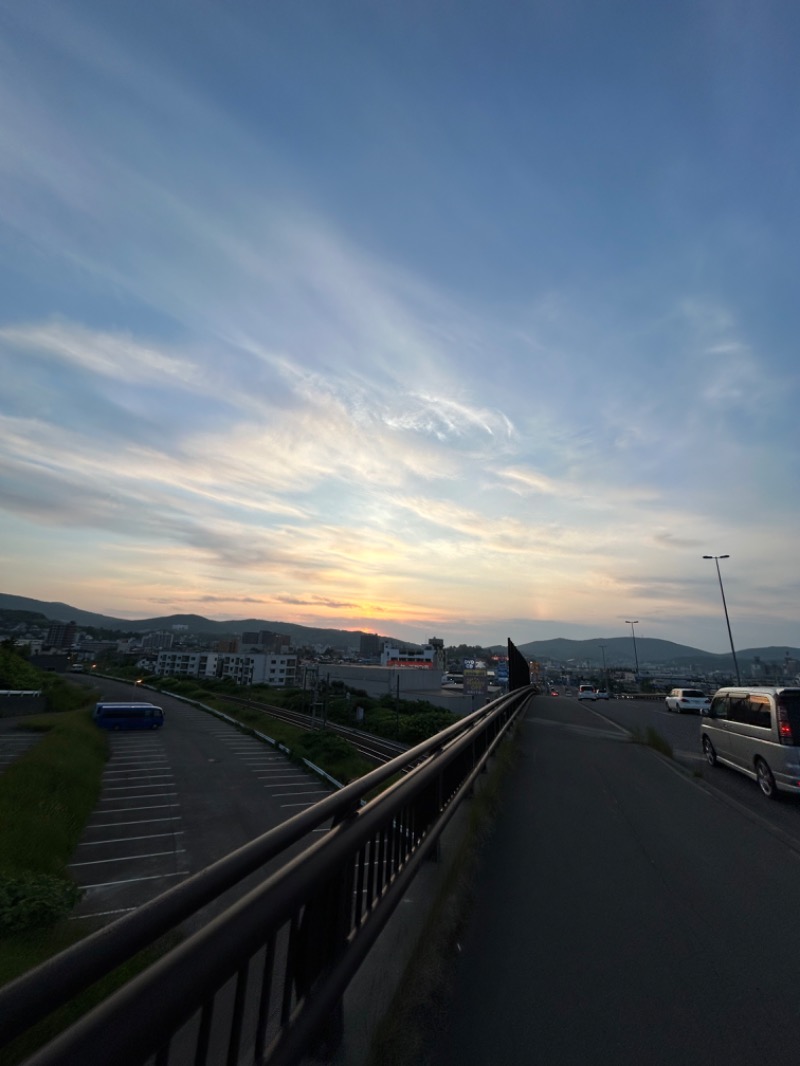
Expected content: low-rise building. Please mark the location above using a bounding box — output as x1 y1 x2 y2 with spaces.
155 651 220 679
380 639 445 669
155 650 297 688
218 653 297 687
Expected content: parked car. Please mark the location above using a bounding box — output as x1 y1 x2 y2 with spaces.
578 685 596 701
700 686 800 799
594 690 610 700
665 688 710 714
550 689 559 697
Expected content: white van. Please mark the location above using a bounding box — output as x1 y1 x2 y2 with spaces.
700 686 800 799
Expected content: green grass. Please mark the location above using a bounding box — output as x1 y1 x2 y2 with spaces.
0 709 107 880
0 708 184 1065
199 696 374 784
630 724 674 759
0 708 107 990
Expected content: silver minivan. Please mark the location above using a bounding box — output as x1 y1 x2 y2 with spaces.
700 686 800 798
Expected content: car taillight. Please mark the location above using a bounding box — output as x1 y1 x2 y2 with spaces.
778 705 794 745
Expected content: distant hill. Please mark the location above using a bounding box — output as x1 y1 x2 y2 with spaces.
508 636 800 670
3 594 798 667
0 593 402 649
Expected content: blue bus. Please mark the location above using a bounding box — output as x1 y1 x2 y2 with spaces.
93 702 165 730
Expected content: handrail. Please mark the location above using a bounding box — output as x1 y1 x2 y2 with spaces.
1 687 533 1064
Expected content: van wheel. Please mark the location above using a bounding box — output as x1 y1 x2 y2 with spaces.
756 759 779 800
702 736 717 766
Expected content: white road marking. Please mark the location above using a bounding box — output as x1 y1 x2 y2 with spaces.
69 849 186 867
81 871 190 890
87 816 182 828
79 832 185 845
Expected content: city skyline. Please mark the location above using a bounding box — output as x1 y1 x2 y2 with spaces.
1 3 798 653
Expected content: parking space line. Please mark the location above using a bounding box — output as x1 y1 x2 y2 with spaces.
256 773 309 779
69 907 137 920
103 784 177 792
87 816 182 827
91 803 179 813
98 794 178 803
272 790 330 798
81 871 190 890
103 770 173 777
69 849 186 867
107 757 168 764
78 831 185 845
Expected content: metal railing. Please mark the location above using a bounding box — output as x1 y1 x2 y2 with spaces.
0 687 533 1066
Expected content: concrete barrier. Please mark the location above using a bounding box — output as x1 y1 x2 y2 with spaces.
0 691 47 717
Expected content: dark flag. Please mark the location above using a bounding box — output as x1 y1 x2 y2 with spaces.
507 638 531 690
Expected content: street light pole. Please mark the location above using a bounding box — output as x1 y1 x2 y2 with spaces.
703 554 741 685
598 643 607 690
625 621 640 679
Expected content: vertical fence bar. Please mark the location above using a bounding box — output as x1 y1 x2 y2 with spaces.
281 913 301 1025
354 844 367 926
254 935 276 1064
194 997 215 1066
376 828 387 896
226 961 249 1066
365 833 377 910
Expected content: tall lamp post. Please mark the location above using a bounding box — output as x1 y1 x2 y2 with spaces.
702 554 741 685
625 621 640 679
598 643 608 690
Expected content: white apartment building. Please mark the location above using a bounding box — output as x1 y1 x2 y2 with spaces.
155 650 297 688
155 651 220 679
218 653 297 687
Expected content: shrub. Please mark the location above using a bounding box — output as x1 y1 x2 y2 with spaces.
0 875 81 934
0 648 42 690
40 676 90 713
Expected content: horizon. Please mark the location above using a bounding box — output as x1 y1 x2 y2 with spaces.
4 592 799 660
1 4 798 653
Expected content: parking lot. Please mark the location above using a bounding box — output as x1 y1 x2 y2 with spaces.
69 688 336 924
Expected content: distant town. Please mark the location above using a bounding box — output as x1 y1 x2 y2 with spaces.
2 596 799 703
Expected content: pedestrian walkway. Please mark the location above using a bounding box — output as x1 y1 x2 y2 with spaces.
424 698 800 1066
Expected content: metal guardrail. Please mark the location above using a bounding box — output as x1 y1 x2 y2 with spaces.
0 686 533 1066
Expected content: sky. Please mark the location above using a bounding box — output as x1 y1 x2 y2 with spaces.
1 0 799 653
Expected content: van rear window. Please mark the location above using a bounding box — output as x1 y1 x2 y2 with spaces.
777 692 800 741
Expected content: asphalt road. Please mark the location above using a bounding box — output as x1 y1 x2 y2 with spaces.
425 695 800 1066
576 692 800 846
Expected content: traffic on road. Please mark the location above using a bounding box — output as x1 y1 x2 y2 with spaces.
546 686 800 850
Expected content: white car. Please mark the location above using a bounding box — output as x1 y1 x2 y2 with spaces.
665 688 710 714
578 685 597 701
594 690 610 700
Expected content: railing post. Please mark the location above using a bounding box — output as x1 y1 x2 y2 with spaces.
292 812 357 1058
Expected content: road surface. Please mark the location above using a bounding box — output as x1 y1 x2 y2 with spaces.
425 695 800 1065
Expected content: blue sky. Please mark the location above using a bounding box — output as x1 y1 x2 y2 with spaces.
1 0 798 652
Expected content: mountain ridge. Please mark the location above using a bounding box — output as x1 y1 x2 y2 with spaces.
2 593 798 668
0 594 398 649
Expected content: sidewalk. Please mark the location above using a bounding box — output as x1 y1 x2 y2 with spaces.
422 698 800 1066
